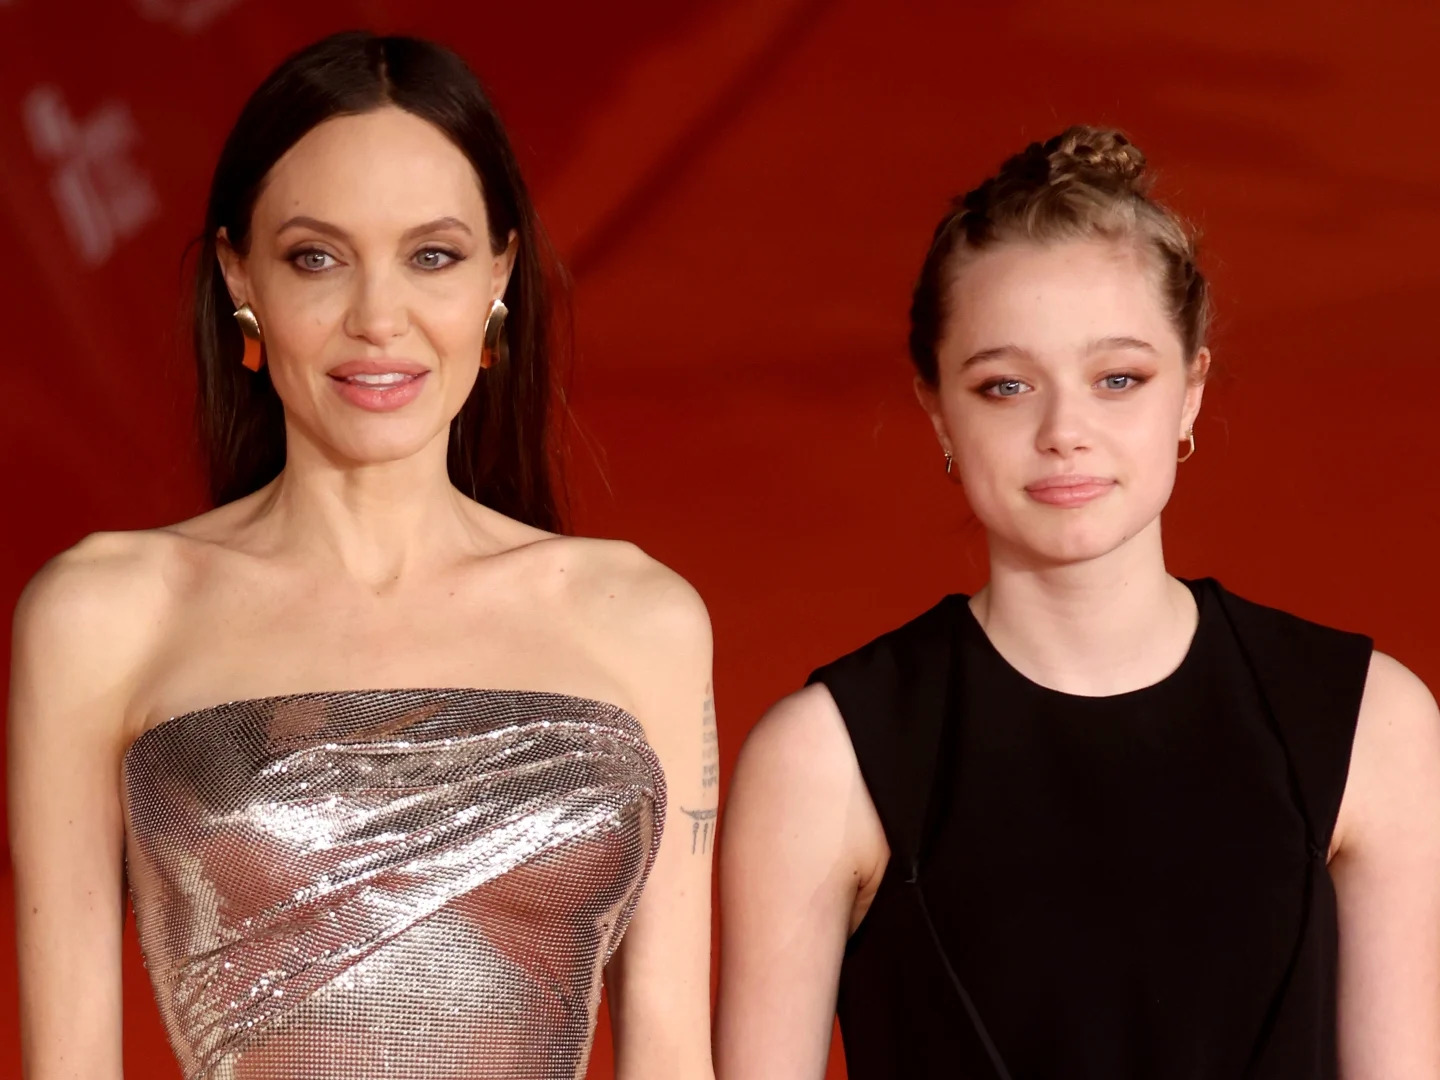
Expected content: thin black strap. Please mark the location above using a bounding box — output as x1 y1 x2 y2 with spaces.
910 861 1015 1080
813 596 1015 1077
1212 582 1368 1078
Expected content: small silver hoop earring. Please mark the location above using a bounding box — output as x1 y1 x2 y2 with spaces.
944 451 953 476
1178 429 1196 463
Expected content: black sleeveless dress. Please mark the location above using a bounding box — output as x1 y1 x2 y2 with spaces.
809 579 1372 1080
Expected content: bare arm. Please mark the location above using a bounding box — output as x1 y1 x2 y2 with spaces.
9 538 158 1079
1331 650 1440 1079
595 553 717 1080
715 684 888 1080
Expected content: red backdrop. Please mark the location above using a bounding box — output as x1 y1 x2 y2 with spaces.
2 1 1437 1076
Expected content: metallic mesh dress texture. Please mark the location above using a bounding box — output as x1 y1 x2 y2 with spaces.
122 689 666 1080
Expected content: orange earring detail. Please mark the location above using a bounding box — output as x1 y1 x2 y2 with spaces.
480 298 508 370
234 303 264 372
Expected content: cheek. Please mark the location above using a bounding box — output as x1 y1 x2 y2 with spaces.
951 441 1025 520
1110 408 1183 517
420 275 493 360
1124 392 1189 465
428 304 486 412
947 402 1027 478
436 308 488 358
254 277 347 360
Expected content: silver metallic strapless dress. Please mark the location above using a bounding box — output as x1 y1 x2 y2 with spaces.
122 689 666 1080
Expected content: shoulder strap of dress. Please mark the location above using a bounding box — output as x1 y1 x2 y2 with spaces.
807 595 962 870
1212 581 1373 851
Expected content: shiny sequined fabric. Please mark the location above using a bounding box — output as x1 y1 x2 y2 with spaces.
122 689 666 1080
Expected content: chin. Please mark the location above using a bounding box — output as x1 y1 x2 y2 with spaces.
992 514 1143 569
323 421 451 468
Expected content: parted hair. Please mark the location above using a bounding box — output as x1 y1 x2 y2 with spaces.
194 31 563 529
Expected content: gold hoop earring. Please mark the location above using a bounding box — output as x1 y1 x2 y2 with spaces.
481 298 508 370
234 302 264 372
944 451 962 484
1178 428 1196 463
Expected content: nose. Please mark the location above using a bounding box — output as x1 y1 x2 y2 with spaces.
343 265 408 346
1034 384 1093 458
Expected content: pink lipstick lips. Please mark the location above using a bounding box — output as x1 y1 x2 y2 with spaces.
327 359 429 412
1025 475 1115 507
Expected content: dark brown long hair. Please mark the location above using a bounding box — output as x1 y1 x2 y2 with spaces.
194 30 562 530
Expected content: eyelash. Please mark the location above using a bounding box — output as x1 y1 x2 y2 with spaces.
289 248 335 273
975 372 1149 399
286 246 466 273
412 247 464 271
1098 372 1147 392
978 378 1031 399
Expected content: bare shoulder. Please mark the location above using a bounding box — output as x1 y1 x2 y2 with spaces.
513 536 711 746
1359 650 1439 720
729 683 889 928
15 530 176 641
1334 650 1440 856
735 684 860 804
11 531 184 729
1353 651 1440 775
540 535 711 660
1328 652 1440 1080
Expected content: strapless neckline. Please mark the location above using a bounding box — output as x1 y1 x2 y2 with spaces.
122 686 666 1079
126 687 647 762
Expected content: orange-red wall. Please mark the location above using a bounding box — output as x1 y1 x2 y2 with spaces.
2 1 1436 1075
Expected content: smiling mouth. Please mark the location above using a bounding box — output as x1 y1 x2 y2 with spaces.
332 372 419 386
327 368 430 412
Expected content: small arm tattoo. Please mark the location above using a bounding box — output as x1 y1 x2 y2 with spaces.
701 684 718 790
680 806 718 855
679 686 720 855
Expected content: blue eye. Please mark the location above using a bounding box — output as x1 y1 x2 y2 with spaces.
1100 374 1144 391
414 248 460 270
985 379 1028 398
292 250 335 272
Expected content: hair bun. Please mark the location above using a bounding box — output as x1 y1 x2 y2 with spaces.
1046 126 1147 187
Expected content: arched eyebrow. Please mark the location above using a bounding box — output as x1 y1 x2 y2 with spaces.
960 344 1036 369
401 217 473 241
276 215 348 240
1086 335 1156 355
960 336 1156 369
275 215 474 242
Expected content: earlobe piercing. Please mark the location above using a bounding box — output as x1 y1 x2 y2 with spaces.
234 303 264 372
1178 428 1196 463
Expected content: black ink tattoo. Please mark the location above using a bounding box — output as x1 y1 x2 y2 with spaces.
680 685 720 855
701 684 718 790
680 806 718 855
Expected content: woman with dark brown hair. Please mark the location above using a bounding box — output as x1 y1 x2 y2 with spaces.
9 31 715 1080
716 128 1440 1078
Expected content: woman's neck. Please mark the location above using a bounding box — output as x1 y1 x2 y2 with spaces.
972 520 1198 696
237 429 497 587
